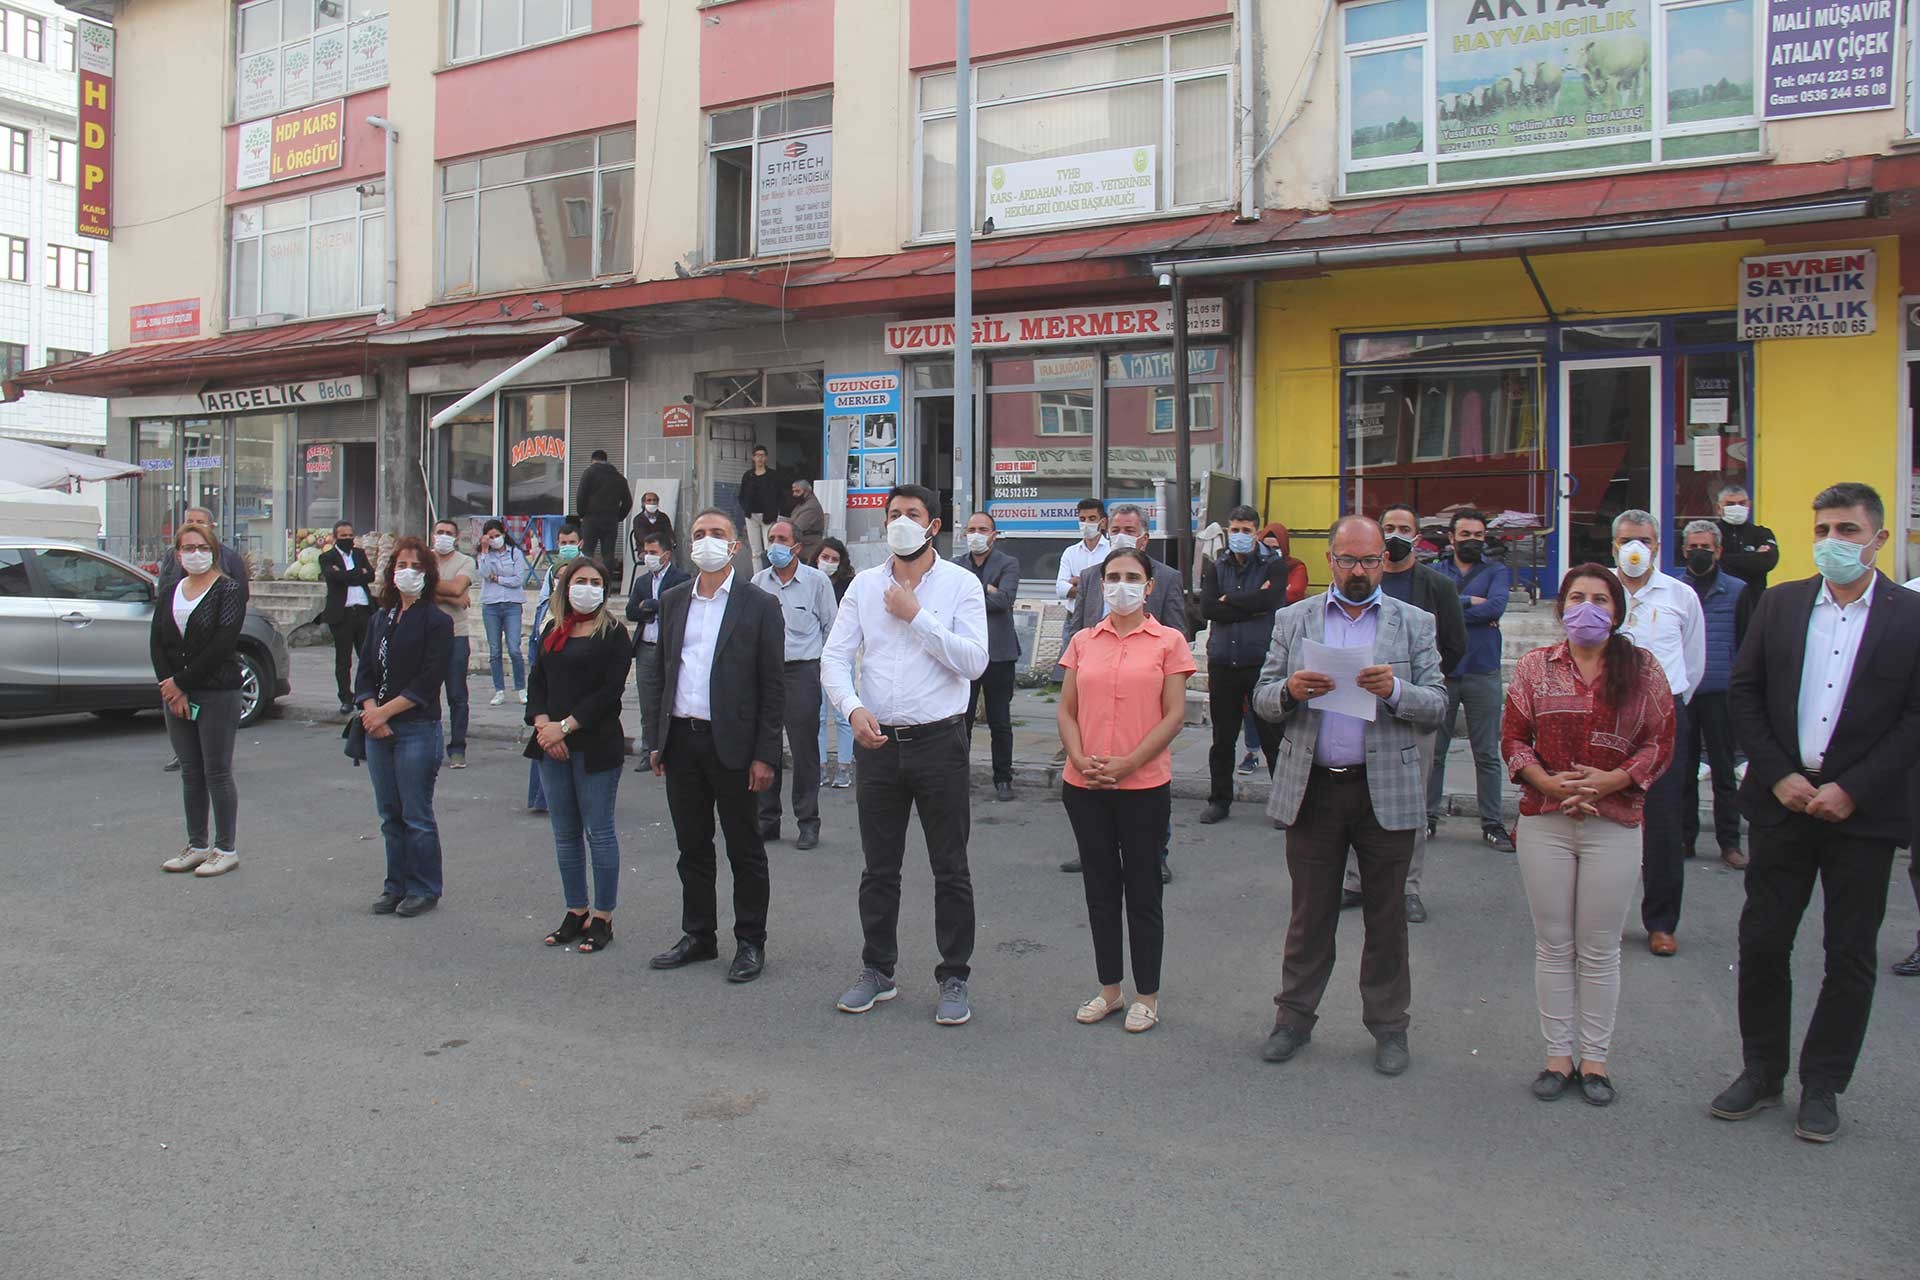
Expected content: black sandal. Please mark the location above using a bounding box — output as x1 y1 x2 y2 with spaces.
578 916 612 954
544 911 589 947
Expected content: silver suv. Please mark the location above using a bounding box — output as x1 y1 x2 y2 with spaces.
0 537 291 726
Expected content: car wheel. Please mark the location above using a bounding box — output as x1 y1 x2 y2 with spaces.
91 708 143 722
236 648 269 727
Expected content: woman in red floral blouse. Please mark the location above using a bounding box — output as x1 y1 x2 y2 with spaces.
1502 564 1675 1108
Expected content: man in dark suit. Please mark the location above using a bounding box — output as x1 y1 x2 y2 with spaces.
318 521 376 715
575 448 632 582
958 510 1021 802
624 529 689 771
642 508 786 984
1711 482 1920 1144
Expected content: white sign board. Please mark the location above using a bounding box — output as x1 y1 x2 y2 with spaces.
883 298 1225 355
112 375 375 419
756 132 831 255
1738 249 1876 339
985 146 1156 232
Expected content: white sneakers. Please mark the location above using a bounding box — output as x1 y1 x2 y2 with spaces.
162 847 209 873
161 847 238 876
490 690 509 706
516 688 529 704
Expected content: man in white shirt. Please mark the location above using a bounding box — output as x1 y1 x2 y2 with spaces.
1053 496 1110 601
1611 509 1706 957
823 484 989 1027
318 520 375 715
750 518 838 850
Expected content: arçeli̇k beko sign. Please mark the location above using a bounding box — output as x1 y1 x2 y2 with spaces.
1739 250 1876 339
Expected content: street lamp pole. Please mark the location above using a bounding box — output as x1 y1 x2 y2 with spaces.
951 0 973 550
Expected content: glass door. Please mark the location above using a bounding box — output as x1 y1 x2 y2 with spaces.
1559 357 1660 576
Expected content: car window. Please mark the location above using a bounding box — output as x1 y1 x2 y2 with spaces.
0 548 30 596
33 548 152 603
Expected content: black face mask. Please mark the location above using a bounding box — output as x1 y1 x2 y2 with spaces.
335 538 353 551
1454 540 1483 563
1686 549 1717 576
1384 535 1415 563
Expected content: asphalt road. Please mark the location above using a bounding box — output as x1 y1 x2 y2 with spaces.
3 713 1916 1280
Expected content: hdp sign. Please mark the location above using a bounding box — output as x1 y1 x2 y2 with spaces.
76 21 113 240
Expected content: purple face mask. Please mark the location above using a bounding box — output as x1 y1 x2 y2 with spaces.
1561 601 1614 647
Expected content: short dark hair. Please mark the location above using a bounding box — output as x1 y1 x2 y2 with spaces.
1812 482 1884 530
885 484 939 519
690 506 737 536
1100 546 1156 578
1226 504 1261 525
1450 507 1488 533
751 444 768 455
331 520 353 534
641 532 672 552
1379 503 1418 525
1076 497 1106 517
966 509 997 530
556 519 583 540
432 517 459 536
590 449 609 462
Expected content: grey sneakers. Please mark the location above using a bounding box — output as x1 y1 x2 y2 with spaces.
836 967 898 1014
935 977 971 1026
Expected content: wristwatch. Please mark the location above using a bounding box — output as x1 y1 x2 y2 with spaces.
560 717 575 736
1279 686 1300 713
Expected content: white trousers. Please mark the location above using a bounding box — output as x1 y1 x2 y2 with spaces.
1515 810 1642 1062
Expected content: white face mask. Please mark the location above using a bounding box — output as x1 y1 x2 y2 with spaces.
965 531 990 555
689 535 733 573
1108 532 1138 551
816 557 840 575
179 549 214 575
643 502 659 515
1079 521 1102 542
432 533 455 555
487 534 504 549
886 515 931 558
393 567 426 597
642 553 663 572
1615 539 1653 578
1721 504 1750 526
568 582 605 613
1102 580 1147 616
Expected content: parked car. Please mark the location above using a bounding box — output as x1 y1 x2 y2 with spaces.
0 536 291 726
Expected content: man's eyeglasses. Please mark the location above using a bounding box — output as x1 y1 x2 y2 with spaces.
1330 554 1386 571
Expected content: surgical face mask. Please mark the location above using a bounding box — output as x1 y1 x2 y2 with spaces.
642 553 663 572
179 549 214 575
556 543 581 561
1384 534 1415 563
965 532 990 555
432 533 455 555
1079 521 1102 542
1226 530 1254 556
568 582 606 613
1561 600 1614 647
1615 540 1652 578
487 534 504 549
766 542 796 568
1721 504 1750 526
1813 536 1873 586
1685 548 1717 576
887 515 931 558
393 567 426 597
1102 579 1146 616
643 502 659 515
689 536 733 573
816 556 840 575
1108 532 1138 551
1333 574 1381 607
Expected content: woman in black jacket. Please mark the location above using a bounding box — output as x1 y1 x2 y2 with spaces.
152 523 248 877
355 537 455 918
526 555 633 954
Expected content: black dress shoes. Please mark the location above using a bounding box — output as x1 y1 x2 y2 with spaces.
796 826 820 851
650 935 720 969
395 895 438 917
994 781 1015 802
1373 1032 1411 1077
371 893 403 915
1709 1069 1783 1120
1892 942 1920 976
1198 803 1230 825
727 942 766 983
1261 1023 1311 1063
1794 1089 1840 1143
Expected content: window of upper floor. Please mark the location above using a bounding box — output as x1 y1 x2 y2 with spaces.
230 182 385 323
48 137 74 185
1339 0 1761 196
54 19 71 71
0 343 23 377
47 244 92 292
914 26 1233 240
437 130 633 298
707 93 832 263
1 9 43 63
2 125 25 175
234 0 390 124
1 235 22 282
46 346 89 364
449 0 591 64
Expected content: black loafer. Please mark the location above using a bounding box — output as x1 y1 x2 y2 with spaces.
1794 1089 1840 1143
727 942 765 983
994 782 1015 802
1404 893 1428 924
650 935 720 969
371 893 403 915
1892 943 1920 977
395 895 437 917
1261 1023 1311 1063
1374 1032 1411 1077
1198 803 1230 825
1532 1068 1574 1101
1709 1069 1784 1120
796 826 819 851
1577 1071 1617 1107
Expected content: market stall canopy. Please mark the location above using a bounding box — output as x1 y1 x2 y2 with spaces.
0 437 141 488
0 476 101 540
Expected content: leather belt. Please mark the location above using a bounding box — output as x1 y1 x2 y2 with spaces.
878 714 965 742
786 658 821 668
671 716 712 734
1311 764 1366 782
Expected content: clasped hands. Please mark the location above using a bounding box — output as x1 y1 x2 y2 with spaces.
1070 751 1139 790
1772 772 1854 823
1536 765 1631 819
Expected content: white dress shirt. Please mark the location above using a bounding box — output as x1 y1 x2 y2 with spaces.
823 556 989 725
1622 569 1707 702
671 570 732 721
1055 535 1110 599
338 549 370 608
1797 575 1876 771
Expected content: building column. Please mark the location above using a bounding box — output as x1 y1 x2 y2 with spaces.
374 355 425 537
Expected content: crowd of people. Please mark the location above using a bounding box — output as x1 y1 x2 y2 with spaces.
143 477 1920 1145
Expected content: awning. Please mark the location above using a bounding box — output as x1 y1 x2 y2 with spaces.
0 436 141 487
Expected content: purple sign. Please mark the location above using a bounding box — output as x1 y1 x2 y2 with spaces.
1763 0 1898 119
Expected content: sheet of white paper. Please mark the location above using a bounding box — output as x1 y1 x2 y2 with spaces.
1691 433 1723 471
1302 638 1377 722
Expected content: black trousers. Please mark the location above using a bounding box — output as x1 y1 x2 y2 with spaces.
1208 663 1277 805
1062 782 1169 994
854 719 974 982
581 516 623 580
1681 690 1743 854
329 605 371 705
1737 814 1894 1092
968 660 1016 785
758 660 823 832
663 721 770 946
1640 694 1691 934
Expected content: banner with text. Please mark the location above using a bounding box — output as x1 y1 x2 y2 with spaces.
884 298 1226 355
76 21 113 240
757 133 832 255
985 145 1156 232
237 99 346 190
1738 249 1876 339
1762 0 1896 118
826 373 901 505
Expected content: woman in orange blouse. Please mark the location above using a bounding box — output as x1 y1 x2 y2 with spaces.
1502 564 1675 1107
1057 547 1197 1033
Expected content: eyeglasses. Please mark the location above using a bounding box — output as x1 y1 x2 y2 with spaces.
1330 554 1386 571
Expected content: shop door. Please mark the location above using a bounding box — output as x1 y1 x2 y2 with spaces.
1559 357 1660 575
913 396 955 532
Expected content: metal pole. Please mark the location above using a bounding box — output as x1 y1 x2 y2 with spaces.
1171 273 1194 587
951 0 973 552
367 116 399 324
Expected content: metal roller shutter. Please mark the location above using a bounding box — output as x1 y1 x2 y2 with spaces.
568 380 627 511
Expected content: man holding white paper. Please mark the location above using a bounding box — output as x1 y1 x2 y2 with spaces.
1251 515 1448 1078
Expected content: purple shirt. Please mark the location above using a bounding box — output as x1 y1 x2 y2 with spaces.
1312 593 1402 767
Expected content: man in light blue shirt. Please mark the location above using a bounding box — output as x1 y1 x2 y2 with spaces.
750 518 838 850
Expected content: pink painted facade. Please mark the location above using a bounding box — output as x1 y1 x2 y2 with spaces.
908 0 1229 68
698 0 835 107
434 26 640 160
222 88 388 204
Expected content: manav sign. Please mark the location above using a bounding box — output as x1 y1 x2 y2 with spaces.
1738 250 1876 339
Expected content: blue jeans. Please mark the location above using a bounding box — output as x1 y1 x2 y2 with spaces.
820 694 853 764
482 601 525 691
367 719 444 898
444 636 470 752
538 753 621 911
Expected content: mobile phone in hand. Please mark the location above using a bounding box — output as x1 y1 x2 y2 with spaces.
188 702 201 721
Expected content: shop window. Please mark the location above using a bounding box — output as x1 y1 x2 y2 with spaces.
47 137 75 185
433 394 497 521
1 9 43 62
53 21 71 72
0 341 24 377
502 388 568 516
439 130 633 297
707 94 832 262
233 0 391 122
917 27 1232 238
230 184 385 323
2 125 26 175
232 414 293 572
984 352 1098 520
451 0 590 63
46 245 92 293
1339 0 1760 195
1 235 23 282
46 347 89 365
1671 348 1752 538
1105 347 1228 504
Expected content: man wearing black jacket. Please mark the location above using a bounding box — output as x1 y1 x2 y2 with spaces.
1199 505 1286 825
318 521 377 715
575 449 633 581
1715 483 1779 593
959 511 1022 802
738 444 784 568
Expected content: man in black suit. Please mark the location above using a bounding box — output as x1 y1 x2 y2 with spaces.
1711 482 1920 1144
958 510 1021 803
624 529 689 769
642 508 786 983
318 521 377 715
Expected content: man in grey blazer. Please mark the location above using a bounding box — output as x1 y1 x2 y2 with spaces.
1251 515 1447 1076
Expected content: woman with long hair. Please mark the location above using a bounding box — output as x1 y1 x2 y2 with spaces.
1503 564 1675 1107
813 537 857 788
153 522 249 877
356 537 455 917
475 517 530 706
526 555 633 954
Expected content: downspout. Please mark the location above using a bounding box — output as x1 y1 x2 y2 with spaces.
1239 284 1258 509
1238 0 1259 221
366 116 399 324
421 331 574 522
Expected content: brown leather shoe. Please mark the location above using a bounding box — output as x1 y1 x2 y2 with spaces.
1720 847 1750 870
1649 931 1678 957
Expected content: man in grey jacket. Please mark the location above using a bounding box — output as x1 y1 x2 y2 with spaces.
959 511 1021 802
1251 515 1447 1078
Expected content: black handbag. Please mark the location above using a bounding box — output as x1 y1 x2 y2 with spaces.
342 715 366 765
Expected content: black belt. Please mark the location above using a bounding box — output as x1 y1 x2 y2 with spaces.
878 714 965 742
1311 764 1366 782
671 716 711 734
786 658 820 668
